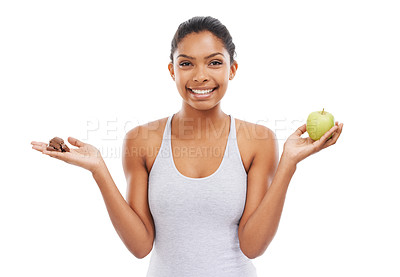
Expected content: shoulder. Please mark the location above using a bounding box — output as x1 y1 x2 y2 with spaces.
123 116 169 161
235 118 276 139
124 116 168 141
235 118 278 163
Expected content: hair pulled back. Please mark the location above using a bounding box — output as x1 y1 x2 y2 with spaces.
170 16 236 65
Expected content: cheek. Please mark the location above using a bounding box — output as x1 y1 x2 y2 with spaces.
220 70 230 83
175 70 190 81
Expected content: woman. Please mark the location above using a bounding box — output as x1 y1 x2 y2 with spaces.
31 16 343 277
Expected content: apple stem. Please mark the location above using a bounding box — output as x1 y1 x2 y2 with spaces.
322 108 325 115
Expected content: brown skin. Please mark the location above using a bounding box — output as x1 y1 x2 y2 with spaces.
31 31 344 260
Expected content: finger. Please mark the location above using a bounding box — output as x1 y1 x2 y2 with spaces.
42 149 68 160
313 124 339 148
32 144 47 152
68 137 85 148
31 141 47 147
322 123 343 149
31 142 48 153
294 124 307 136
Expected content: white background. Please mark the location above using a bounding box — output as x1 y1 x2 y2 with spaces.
1 0 399 276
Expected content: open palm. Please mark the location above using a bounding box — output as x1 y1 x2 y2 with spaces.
31 137 104 173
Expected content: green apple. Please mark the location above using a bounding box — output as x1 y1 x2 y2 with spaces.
306 108 335 141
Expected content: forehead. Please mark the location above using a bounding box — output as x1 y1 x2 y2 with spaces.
175 31 228 58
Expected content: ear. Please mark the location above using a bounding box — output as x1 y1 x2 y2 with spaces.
229 60 238 80
168 62 175 80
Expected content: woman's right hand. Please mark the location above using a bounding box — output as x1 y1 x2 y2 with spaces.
31 137 104 174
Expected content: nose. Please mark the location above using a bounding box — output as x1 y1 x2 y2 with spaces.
193 65 209 82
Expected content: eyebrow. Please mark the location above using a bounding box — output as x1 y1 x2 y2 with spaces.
176 52 225 60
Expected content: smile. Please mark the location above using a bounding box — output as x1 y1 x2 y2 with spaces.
188 87 217 95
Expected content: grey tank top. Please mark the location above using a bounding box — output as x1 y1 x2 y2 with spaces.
147 114 258 277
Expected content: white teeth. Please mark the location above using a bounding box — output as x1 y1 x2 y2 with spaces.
191 88 214 94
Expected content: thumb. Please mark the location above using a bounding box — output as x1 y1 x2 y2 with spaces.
68 137 85 148
294 124 307 136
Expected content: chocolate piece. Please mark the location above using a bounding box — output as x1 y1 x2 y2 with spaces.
61 143 70 152
49 141 62 150
47 137 70 152
51 137 64 144
46 145 57 151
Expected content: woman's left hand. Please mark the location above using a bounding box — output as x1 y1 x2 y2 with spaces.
282 121 344 166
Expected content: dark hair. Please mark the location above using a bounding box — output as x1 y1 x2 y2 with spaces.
170 16 236 65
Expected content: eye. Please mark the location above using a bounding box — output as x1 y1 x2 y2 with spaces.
210 61 222 66
179 62 191 67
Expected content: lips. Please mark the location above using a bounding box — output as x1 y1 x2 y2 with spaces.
187 86 217 99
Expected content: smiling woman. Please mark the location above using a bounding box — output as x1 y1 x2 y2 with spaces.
31 15 343 277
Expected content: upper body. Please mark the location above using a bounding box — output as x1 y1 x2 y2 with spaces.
124 111 277 277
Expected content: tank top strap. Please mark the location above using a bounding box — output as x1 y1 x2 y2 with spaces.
228 113 235 140
153 115 174 162
164 114 174 141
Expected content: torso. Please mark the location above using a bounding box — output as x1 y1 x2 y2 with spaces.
143 116 256 178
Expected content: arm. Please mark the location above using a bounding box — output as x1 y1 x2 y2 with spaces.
239 122 343 259
239 154 295 259
92 161 153 259
93 125 155 259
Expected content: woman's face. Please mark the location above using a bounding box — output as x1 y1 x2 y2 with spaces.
168 31 238 111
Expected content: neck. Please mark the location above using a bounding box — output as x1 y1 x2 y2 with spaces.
172 103 229 140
